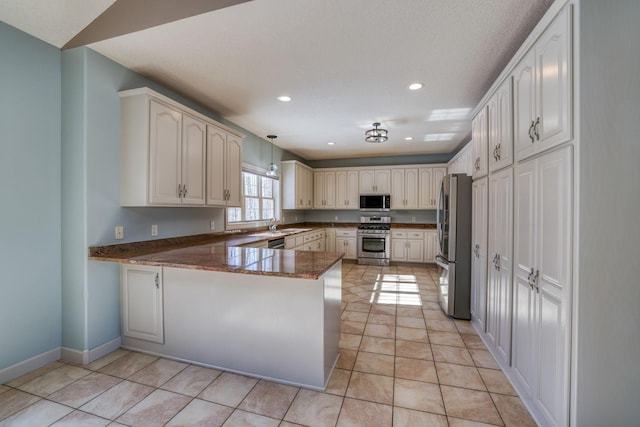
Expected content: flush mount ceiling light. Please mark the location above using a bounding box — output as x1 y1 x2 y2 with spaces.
404 136 414 141
365 122 388 143
277 95 291 102
328 142 336 146
266 134 278 176
408 82 423 91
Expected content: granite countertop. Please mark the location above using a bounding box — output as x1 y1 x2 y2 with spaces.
89 226 344 280
88 222 436 279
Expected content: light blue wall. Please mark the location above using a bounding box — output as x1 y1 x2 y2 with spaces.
0 22 62 369
61 47 304 351
575 1 640 425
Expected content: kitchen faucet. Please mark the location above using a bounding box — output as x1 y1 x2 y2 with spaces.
269 218 277 232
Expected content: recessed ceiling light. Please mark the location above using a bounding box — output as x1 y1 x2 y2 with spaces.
408 83 423 91
277 95 291 102
328 142 335 146
405 137 414 141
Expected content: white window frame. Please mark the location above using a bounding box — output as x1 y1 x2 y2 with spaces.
226 164 280 231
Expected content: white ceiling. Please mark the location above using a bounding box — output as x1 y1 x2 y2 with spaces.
0 0 553 160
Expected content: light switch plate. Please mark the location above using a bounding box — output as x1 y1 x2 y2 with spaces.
151 224 158 236
210 220 215 230
115 226 124 239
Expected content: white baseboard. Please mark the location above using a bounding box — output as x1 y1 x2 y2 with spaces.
0 347 60 384
60 346 88 365
88 337 121 363
61 337 123 365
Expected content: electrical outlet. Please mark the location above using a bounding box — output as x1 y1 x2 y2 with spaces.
210 220 215 231
151 224 158 236
295 216 298 222
411 216 416 223
115 226 124 240
334 216 339 221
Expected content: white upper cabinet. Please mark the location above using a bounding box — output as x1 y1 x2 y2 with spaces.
119 87 242 207
359 169 391 194
391 168 419 209
314 170 336 209
418 166 446 209
488 77 514 172
472 106 489 179
513 5 572 162
282 161 314 209
335 170 359 209
206 125 242 207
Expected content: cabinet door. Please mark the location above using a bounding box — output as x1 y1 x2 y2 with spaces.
431 168 446 208
513 49 536 161
314 172 326 208
424 231 438 262
324 171 336 208
495 168 513 365
391 238 407 262
325 229 336 252
225 134 243 207
359 170 375 193
181 114 206 205
345 237 357 259
488 80 515 173
149 100 182 205
486 168 513 364
374 169 391 193
407 239 424 263
512 159 536 395
391 169 406 209
536 5 572 153
206 126 227 206
121 264 164 344
471 178 488 332
533 146 572 427
418 168 433 209
404 168 419 208
472 107 488 179
336 170 359 209
305 167 314 208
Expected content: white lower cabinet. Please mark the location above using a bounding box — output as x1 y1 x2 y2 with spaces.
512 146 572 427
391 230 424 263
485 168 513 366
121 264 164 344
470 177 488 332
335 229 357 259
424 230 438 263
325 229 336 252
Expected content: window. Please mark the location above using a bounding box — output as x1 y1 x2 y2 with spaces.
227 170 279 226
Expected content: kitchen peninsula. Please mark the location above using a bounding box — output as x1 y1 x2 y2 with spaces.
89 230 344 390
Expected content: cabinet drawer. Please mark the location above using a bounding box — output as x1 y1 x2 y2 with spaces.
408 231 424 239
335 229 356 237
392 231 408 238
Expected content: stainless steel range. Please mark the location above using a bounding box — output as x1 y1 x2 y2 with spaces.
357 216 391 266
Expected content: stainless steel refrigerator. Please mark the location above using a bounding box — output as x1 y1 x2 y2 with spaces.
436 174 472 319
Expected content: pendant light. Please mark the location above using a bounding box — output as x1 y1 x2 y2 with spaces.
365 122 388 143
266 134 278 176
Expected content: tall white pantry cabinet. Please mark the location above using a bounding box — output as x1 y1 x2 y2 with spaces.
469 2 574 427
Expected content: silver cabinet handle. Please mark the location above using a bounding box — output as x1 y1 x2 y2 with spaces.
528 120 535 143
177 184 182 197
154 273 159 289
527 267 535 290
533 269 540 293
534 117 540 141
183 184 187 197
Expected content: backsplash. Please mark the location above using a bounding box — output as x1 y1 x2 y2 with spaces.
285 209 436 225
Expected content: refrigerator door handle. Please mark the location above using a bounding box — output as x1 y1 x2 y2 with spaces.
435 254 448 264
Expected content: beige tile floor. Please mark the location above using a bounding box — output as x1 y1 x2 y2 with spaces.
0 262 537 426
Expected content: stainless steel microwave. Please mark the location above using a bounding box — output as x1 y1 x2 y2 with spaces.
359 194 391 211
